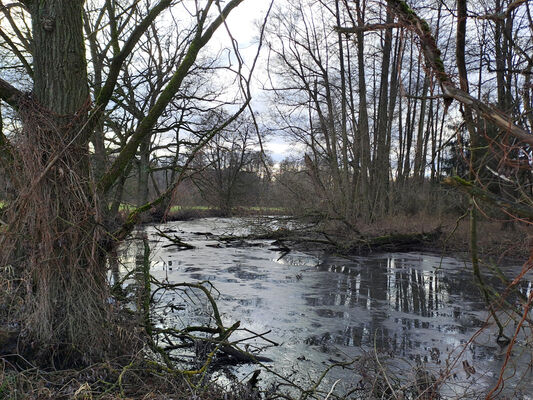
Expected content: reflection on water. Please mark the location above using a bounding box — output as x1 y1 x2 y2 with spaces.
305 256 490 353
118 217 533 398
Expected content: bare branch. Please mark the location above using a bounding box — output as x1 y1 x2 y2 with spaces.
443 176 533 220
335 22 402 34
94 0 172 110
0 0 31 51
97 0 246 195
474 0 528 21
0 26 32 77
0 77 23 108
381 0 533 146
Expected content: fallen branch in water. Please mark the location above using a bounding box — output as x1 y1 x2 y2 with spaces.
212 223 442 256
130 237 278 375
148 277 277 366
155 227 195 250
349 229 442 253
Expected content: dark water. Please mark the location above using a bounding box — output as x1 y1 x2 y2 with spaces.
119 217 533 398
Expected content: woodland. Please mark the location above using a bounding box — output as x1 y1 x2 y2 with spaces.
0 0 532 398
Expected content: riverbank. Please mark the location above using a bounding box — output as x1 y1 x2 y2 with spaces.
106 201 530 264
356 212 530 263
154 208 529 264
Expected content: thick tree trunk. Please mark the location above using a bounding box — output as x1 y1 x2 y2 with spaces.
32 0 88 114
9 0 109 366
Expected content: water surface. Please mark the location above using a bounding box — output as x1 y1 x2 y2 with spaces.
120 217 533 398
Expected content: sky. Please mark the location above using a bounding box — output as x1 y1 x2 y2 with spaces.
209 0 298 163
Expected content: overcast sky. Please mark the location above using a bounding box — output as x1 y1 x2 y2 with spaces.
209 0 298 163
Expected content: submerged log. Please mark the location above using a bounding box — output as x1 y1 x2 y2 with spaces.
350 229 442 253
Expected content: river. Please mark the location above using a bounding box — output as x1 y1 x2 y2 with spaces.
118 217 533 399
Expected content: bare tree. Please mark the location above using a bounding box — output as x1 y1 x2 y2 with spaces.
0 0 249 366
190 112 266 214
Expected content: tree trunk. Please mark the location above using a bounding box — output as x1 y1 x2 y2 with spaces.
372 4 393 216
6 0 109 366
355 0 371 217
413 76 429 180
402 37 416 181
32 1 88 115
138 135 151 205
335 0 352 221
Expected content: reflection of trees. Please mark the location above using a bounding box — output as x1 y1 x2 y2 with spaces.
309 256 530 353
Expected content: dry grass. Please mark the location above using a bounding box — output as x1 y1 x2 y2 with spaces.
355 210 530 261
0 357 261 400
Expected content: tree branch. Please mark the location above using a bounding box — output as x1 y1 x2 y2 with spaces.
441 85 533 146
94 0 173 110
0 27 32 77
109 98 250 244
443 176 533 220
335 23 402 34
0 77 24 108
365 0 533 146
97 0 246 195
0 1 32 52
473 0 527 21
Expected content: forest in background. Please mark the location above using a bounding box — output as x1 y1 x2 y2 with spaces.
1 0 531 226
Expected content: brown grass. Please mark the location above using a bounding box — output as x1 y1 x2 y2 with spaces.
0 357 261 400
355 210 530 261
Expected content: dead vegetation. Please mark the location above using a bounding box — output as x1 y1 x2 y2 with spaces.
0 98 114 367
356 211 530 262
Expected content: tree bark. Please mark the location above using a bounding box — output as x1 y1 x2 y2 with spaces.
413 76 429 179
372 4 393 215
31 0 88 115
1 0 110 366
355 0 371 216
0 0 248 367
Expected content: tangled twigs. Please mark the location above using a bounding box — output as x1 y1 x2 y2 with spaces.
148 277 276 363
487 289 533 399
133 240 275 383
0 96 112 366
